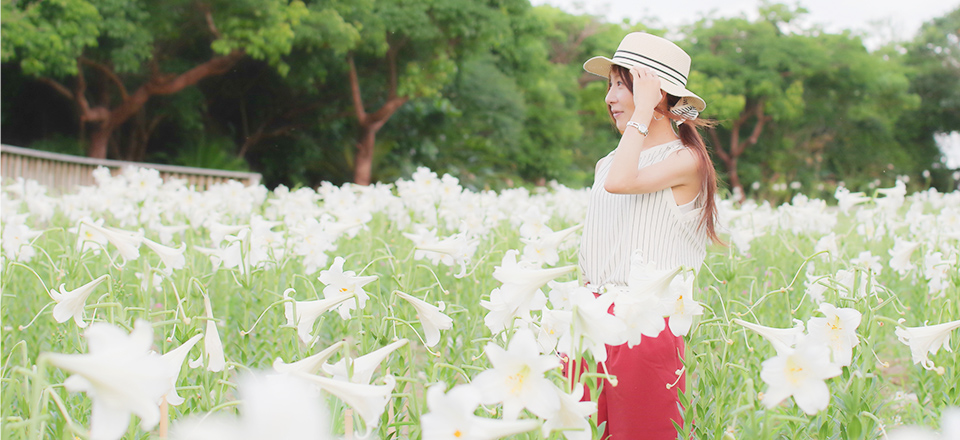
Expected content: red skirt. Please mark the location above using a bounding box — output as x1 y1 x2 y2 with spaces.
565 318 686 440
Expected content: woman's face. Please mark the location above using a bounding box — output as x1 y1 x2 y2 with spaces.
605 69 635 134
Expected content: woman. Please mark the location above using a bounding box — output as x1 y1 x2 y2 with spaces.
578 32 721 439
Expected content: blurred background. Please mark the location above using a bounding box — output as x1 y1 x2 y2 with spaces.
2 0 958 199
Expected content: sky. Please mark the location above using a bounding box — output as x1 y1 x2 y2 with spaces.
530 0 960 169
529 0 957 49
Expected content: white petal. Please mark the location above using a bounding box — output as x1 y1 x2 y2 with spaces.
89 398 132 440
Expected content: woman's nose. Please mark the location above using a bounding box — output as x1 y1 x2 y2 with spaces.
605 88 616 105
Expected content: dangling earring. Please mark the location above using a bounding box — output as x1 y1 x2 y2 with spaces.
652 110 664 121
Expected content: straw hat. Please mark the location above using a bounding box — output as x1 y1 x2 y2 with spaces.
583 32 706 113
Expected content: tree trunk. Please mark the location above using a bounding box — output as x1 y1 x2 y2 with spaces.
42 52 244 159
724 157 743 199
89 126 112 159
354 126 377 185
346 51 408 185
708 99 770 202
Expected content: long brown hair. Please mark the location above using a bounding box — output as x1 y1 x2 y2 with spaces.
609 65 722 244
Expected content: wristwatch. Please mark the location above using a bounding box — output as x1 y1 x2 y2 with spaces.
626 121 648 136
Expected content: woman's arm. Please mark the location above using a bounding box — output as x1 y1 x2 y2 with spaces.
604 148 700 195
603 66 699 195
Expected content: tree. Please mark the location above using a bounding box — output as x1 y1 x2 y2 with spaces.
332 0 518 185
684 3 920 197
897 7 960 173
682 5 812 198
1 0 307 159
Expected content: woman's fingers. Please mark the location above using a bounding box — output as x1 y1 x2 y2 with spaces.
629 66 662 111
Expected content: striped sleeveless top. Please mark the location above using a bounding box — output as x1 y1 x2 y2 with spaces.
579 140 708 287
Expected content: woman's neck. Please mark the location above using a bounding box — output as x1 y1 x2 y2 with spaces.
640 116 680 150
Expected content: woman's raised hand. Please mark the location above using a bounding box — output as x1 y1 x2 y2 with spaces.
629 66 663 116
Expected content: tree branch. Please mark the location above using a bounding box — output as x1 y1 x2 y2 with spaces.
205 9 222 39
386 42 399 101
709 127 731 163
38 78 74 100
368 96 409 127
347 54 367 124
734 99 768 157
80 57 129 100
72 62 110 123
146 50 243 95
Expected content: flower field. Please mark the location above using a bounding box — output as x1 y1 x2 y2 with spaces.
1 166 958 440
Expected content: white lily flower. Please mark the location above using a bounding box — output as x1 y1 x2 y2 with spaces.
421 382 540 440
834 268 880 298
834 186 871 213
804 275 830 303
568 287 626 362
850 250 883 276
170 372 329 440
322 339 408 384
297 373 395 430
923 252 955 297
895 319 960 370
493 250 577 292
886 407 960 440
520 224 583 267
518 205 552 239
661 271 702 337
472 328 561 420
220 230 248 274
733 318 805 355
760 336 842 415
159 333 204 406
806 303 862 367
273 340 346 375
152 222 189 245
206 221 247 247
888 237 921 275
1 216 43 261
73 218 109 254
481 287 540 334
614 293 666 347
49 275 109 328
45 320 169 440
78 220 143 261
283 288 353 344
876 180 907 212
546 280 581 311
202 294 225 372
404 228 479 278
395 291 453 347
536 308 572 354
318 257 378 319
624 254 702 337
142 237 186 274
193 245 225 271
541 383 597 440
484 250 576 329
813 232 839 262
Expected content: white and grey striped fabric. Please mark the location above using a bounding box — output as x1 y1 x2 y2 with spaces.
579 140 708 286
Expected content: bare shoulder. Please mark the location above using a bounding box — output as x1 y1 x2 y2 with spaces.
596 154 612 174
665 147 700 171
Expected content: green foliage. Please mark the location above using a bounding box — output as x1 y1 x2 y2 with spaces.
28 133 85 156
173 135 250 172
1 1 957 191
893 6 960 175
210 0 309 76
93 0 153 73
1 0 101 76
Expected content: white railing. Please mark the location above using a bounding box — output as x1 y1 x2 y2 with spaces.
0 144 262 192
